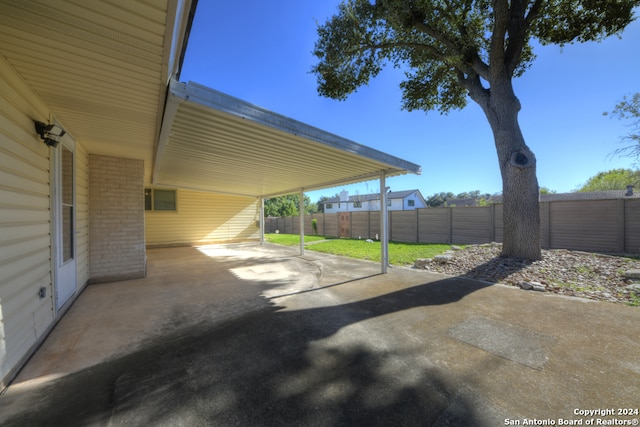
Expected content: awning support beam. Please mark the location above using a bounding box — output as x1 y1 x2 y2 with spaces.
299 189 305 256
259 197 265 246
380 172 389 274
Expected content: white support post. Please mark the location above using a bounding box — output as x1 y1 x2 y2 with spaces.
259 197 265 246
380 172 388 274
299 189 305 256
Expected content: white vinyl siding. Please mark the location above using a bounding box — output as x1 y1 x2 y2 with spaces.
75 142 89 288
388 198 403 211
0 56 54 384
145 189 260 246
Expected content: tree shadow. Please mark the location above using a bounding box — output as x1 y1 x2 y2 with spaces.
1 246 507 426
452 255 533 284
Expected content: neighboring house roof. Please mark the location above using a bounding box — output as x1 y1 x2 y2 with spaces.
324 190 423 204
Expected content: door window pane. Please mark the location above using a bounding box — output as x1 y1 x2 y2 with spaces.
61 146 74 262
62 205 73 262
62 147 73 205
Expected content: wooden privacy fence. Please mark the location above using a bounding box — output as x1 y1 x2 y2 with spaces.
265 198 640 254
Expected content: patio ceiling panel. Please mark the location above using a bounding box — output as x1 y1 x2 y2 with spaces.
153 81 421 198
0 0 192 183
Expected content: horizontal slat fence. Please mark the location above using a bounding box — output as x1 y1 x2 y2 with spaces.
418 208 449 243
390 211 417 242
548 200 620 253
265 198 640 254
351 212 370 239
625 199 640 253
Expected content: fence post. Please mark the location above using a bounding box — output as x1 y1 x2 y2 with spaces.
448 207 453 244
490 204 495 242
617 199 625 253
542 202 551 249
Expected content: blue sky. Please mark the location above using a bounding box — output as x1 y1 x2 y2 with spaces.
180 1 640 203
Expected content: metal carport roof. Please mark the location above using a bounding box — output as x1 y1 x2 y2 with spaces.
153 80 421 198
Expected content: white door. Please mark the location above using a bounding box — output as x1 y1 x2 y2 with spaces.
54 141 76 310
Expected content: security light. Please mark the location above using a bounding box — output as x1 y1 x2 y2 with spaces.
34 120 66 148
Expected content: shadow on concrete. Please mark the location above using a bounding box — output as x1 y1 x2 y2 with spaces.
1 247 499 426
456 254 532 284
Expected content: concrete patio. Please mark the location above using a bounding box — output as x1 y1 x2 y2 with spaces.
1 243 639 426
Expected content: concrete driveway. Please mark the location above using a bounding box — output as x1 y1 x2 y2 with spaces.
1 243 639 426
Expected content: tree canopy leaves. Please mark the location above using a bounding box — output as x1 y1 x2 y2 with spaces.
264 195 316 217
312 0 639 260
575 168 640 192
312 0 639 115
425 190 493 207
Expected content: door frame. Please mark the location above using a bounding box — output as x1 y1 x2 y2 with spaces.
51 133 77 313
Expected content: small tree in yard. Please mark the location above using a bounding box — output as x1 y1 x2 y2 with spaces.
607 92 640 162
312 0 639 260
575 168 640 192
264 194 315 217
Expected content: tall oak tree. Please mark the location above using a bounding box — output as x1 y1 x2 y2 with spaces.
312 0 639 259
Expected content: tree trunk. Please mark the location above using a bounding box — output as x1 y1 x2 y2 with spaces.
477 79 541 260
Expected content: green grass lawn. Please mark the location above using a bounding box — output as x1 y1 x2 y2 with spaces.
265 233 455 266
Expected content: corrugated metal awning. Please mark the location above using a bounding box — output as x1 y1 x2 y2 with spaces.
153 80 421 198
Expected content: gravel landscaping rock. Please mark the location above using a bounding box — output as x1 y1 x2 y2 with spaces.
433 254 453 263
624 269 640 280
414 243 640 305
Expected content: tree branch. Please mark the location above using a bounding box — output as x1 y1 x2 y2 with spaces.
524 0 544 28
458 2 490 82
350 41 447 61
411 20 460 54
504 0 543 75
409 11 489 82
457 69 489 106
468 52 490 81
490 0 510 79
504 0 528 75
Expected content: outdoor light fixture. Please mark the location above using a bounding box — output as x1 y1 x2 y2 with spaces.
34 120 66 147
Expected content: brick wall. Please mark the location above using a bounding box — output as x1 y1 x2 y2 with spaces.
89 155 145 283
